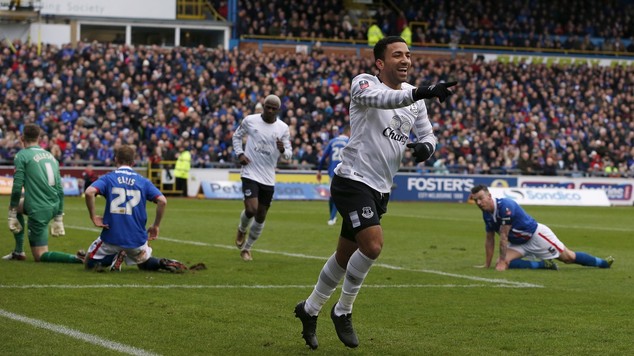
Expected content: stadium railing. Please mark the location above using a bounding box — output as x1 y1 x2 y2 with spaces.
239 35 633 57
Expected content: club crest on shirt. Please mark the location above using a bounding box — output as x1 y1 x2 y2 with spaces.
361 206 374 219
505 207 511 216
409 103 419 116
359 80 369 90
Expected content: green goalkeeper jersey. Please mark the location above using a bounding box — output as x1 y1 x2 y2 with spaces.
11 145 64 215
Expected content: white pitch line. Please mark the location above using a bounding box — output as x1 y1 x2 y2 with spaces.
0 309 159 356
372 263 542 288
0 283 536 289
67 225 543 288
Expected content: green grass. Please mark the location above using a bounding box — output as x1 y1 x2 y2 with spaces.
1 196 632 355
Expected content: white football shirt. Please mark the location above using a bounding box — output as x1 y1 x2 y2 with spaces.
335 73 437 193
232 113 292 186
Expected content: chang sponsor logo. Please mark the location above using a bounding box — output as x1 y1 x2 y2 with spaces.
382 127 408 144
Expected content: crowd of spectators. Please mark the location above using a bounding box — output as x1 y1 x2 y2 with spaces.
1 39 633 177
236 0 634 53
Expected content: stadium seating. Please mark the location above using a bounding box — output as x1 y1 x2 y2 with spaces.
237 0 634 53
1 0 633 177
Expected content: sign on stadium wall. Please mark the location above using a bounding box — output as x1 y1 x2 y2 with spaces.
0 176 80 196
0 176 13 195
389 173 633 206
194 170 633 206
391 175 518 202
40 0 176 20
480 53 634 67
488 188 610 207
518 176 634 206
62 177 80 196
200 181 329 201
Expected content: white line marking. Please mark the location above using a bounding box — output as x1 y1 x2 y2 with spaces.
372 263 542 288
67 225 543 288
0 283 538 289
0 309 160 356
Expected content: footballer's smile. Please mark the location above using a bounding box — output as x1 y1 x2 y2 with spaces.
377 42 411 90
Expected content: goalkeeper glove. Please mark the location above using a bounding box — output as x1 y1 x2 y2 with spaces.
51 214 65 237
8 209 22 234
407 142 435 163
413 81 457 103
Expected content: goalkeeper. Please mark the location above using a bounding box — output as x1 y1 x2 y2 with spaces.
5 124 83 263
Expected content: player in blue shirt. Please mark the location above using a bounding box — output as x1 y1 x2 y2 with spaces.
316 125 350 225
83 145 188 272
470 185 614 271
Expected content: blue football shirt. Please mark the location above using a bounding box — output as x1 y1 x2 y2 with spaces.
90 166 163 248
482 197 538 244
318 134 349 178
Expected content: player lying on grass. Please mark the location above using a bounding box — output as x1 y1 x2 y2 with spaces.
83 145 188 273
471 184 614 271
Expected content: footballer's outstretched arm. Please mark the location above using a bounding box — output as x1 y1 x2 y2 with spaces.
351 74 416 109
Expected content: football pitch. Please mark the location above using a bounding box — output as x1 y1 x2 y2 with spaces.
1 196 632 355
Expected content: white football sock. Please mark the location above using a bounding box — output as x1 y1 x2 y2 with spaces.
244 220 264 250
305 252 346 316
238 209 252 233
334 250 374 316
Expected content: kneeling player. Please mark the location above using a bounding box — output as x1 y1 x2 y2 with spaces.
83 145 187 273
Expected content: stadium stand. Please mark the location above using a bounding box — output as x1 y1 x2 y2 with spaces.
0 0 633 178
237 0 634 53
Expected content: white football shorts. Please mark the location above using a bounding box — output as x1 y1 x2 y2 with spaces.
86 237 153 265
508 223 565 260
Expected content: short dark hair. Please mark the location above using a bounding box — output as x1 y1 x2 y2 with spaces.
22 124 41 142
115 145 136 166
470 184 489 195
373 36 406 61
